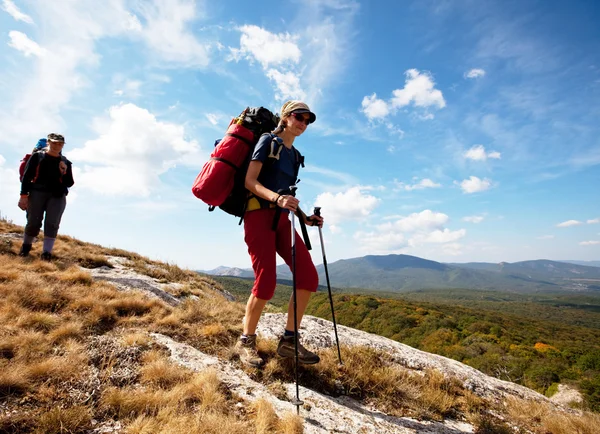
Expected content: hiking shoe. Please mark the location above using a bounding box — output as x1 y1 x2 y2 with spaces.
40 251 52 261
18 243 32 257
277 334 320 365
235 334 265 368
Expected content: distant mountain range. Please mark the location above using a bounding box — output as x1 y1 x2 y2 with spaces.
201 254 600 293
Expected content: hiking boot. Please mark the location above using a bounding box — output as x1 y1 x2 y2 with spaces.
235 334 265 368
18 243 32 257
40 251 52 261
277 334 320 365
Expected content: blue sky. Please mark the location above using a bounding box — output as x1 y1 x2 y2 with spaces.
0 0 599 270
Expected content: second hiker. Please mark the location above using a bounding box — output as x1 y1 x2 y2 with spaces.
18 133 74 260
236 100 324 367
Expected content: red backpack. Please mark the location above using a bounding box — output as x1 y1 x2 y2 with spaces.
19 153 34 182
192 107 280 216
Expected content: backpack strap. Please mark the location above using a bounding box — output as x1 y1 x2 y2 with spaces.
267 133 284 160
31 152 45 184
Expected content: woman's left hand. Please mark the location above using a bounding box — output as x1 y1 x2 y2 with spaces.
305 214 324 228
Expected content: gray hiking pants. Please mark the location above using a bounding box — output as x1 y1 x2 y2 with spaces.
24 190 67 239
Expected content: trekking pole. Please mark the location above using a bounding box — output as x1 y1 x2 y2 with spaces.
313 207 343 365
289 185 303 413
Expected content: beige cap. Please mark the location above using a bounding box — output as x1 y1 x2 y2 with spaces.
280 100 316 123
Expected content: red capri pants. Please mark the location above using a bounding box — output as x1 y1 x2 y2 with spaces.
244 208 319 300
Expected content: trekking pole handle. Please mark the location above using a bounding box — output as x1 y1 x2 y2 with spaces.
313 207 321 217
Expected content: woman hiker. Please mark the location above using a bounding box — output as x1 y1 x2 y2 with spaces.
18 133 74 260
236 101 324 367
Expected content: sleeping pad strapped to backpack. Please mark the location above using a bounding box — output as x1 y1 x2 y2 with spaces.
191 107 280 217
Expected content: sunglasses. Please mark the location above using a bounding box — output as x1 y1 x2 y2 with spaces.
291 112 311 125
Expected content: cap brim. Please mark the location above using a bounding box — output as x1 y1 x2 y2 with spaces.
292 109 316 124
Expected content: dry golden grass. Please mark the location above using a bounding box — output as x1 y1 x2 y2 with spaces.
250 398 279 433
505 397 600 434
276 412 304 434
122 332 152 347
140 350 191 389
35 405 93 434
0 364 32 397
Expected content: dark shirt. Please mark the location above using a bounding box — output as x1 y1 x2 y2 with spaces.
251 134 298 194
20 152 74 196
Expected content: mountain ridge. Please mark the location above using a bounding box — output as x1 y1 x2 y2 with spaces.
203 254 600 293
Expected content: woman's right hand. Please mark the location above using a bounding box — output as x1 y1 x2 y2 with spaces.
18 196 28 211
276 195 299 212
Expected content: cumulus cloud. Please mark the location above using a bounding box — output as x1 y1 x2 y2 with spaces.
360 69 445 121
230 25 301 69
464 145 501 161
391 69 446 109
394 178 441 191
2 0 33 24
556 220 583 228
361 93 390 120
228 25 305 101
588 218 600 224
69 103 203 197
465 68 486 79
7 31 45 57
457 176 492 194
463 215 484 223
313 186 380 227
580 240 600 246
354 209 466 253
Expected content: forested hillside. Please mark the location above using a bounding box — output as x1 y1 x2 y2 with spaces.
212 275 600 411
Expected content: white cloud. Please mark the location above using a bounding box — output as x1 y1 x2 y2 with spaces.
464 145 501 161
114 79 142 98
580 241 600 246
385 210 449 233
302 3 358 104
231 25 301 69
361 93 390 120
354 209 466 253
314 186 380 226
391 69 446 110
7 31 45 57
395 178 441 191
205 113 221 126
133 0 209 67
463 215 484 223
587 218 600 224
2 0 33 24
0 153 22 222
537 235 554 240
266 69 306 101
69 103 203 197
457 176 492 194
360 69 445 122
417 228 466 244
557 220 583 228
465 68 486 79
